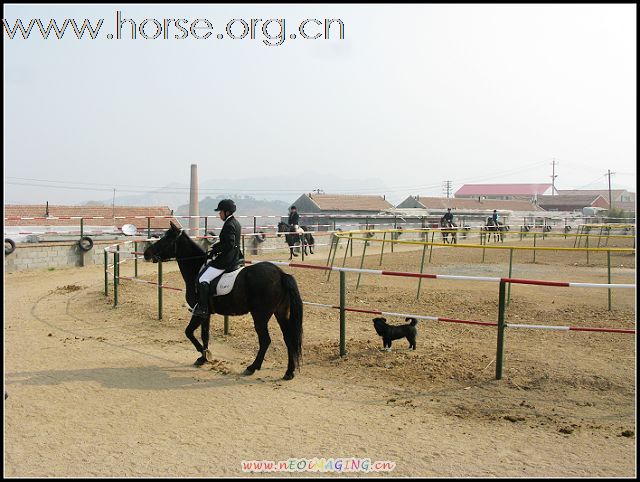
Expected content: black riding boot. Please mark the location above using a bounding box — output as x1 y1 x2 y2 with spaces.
193 282 211 318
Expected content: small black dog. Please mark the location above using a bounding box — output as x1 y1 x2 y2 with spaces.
373 317 418 351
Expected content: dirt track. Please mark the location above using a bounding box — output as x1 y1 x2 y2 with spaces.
3 236 637 477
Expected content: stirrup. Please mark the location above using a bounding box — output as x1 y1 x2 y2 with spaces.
193 303 209 318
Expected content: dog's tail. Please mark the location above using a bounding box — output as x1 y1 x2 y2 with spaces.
406 317 419 326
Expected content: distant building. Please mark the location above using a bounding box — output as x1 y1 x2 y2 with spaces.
288 193 394 230
4 204 181 241
557 189 635 212
291 193 393 214
537 194 610 212
455 183 557 201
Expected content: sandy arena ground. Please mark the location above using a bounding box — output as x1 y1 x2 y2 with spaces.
4 232 637 477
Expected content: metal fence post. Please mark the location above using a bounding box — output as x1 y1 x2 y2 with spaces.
158 259 163 320
428 231 435 263
326 234 335 266
507 248 514 305
586 236 589 264
495 281 507 380
113 250 119 307
327 235 339 281
134 241 138 278
391 216 397 253
147 217 151 239
416 243 428 299
342 235 352 267
607 250 612 311
104 250 108 296
379 232 387 266
356 235 368 290
350 233 353 257
340 270 346 357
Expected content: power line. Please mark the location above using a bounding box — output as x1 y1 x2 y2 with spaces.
4 159 553 198
571 175 607 190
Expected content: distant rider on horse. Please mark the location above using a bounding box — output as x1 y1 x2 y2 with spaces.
492 209 499 225
288 205 304 235
193 199 243 318
443 208 454 225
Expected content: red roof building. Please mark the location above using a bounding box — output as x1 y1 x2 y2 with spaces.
4 204 182 231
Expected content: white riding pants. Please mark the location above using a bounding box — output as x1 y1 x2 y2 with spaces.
199 266 225 284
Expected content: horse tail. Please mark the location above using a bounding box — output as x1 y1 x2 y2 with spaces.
307 233 315 247
281 273 304 369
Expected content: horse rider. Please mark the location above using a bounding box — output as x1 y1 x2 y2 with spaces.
193 199 243 318
492 209 499 226
443 208 454 225
288 205 299 230
288 205 305 235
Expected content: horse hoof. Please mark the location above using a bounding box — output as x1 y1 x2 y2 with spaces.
203 349 213 362
242 367 255 376
283 372 294 381
193 356 207 366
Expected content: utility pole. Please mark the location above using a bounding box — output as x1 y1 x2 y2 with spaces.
606 169 615 209
442 180 452 198
112 188 116 221
550 159 558 196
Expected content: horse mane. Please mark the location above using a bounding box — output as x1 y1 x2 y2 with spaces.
177 230 206 257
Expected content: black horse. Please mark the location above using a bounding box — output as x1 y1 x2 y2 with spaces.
277 222 315 260
143 222 303 380
485 218 508 243
440 217 457 244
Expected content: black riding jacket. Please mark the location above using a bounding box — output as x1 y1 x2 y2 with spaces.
207 215 243 270
443 211 454 222
288 212 299 227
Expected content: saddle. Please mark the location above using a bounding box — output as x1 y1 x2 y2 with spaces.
195 260 245 297
211 266 243 297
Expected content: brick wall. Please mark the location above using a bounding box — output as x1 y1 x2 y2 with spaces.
4 232 327 272
4 239 139 273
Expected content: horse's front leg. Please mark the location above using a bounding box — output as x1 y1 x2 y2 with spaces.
201 315 212 361
185 314 210 366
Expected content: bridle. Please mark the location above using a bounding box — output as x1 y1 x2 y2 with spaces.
150 229 205 262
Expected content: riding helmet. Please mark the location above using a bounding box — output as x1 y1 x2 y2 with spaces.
215 199 237 213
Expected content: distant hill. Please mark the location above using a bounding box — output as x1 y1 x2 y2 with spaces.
176 195 289 217
87 172 393 211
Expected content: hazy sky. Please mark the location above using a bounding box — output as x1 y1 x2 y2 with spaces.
3 4 637 205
